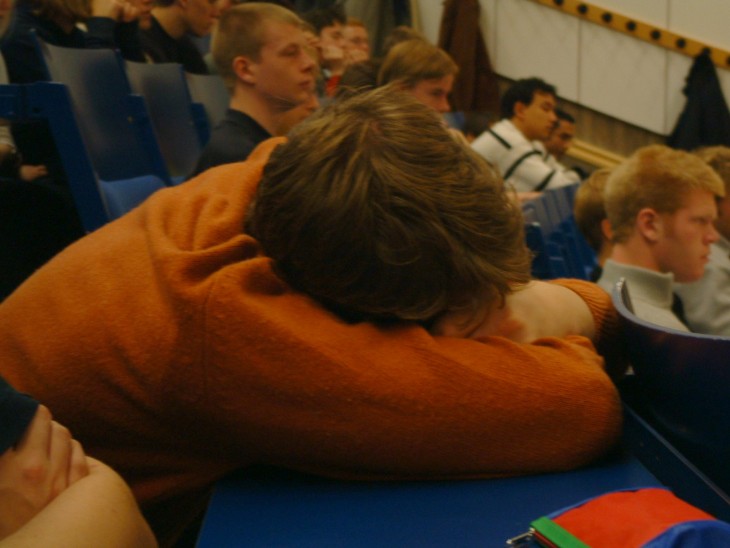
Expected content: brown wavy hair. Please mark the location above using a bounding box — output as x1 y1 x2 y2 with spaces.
32 0 91 24
377 39 458 89
246 85 531 324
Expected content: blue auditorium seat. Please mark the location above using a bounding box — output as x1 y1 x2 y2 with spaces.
35 37 171 184
125 61 208 183
613 277 730 495
522 183 596 280
30 36 170 227
185 72 230 129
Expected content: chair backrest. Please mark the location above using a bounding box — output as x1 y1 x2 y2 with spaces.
185 71 229 129
34 36 171 185
125 61 208 182
612 278 730 493
20 81 166 229
522 193 594 280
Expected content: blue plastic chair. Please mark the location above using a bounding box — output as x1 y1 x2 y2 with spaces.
16 81 166 230
613 277 730 494
125 61 208 183
185 71 229 129
34 36 171 185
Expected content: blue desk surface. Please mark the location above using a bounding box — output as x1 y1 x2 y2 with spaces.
196 453 657 547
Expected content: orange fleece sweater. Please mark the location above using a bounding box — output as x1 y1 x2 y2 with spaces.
0 139 622 546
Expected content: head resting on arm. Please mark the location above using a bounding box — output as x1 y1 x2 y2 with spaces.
246 85 531 326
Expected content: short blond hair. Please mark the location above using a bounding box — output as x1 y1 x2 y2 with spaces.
212 2 301 92
605 145 725 243
247 85 531 324
694 145 730 194
377 40 458 89
574 168 611 253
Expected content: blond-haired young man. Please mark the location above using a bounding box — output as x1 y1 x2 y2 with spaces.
598 144 724 331
0 88 623 546
193 2 315 175
675 146 730 335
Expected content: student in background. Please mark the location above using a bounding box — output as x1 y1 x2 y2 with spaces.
471 78 580 194
541 108 576 168
597 145 723 331
573 168 613 281
192 2 315 174
140 0 219 74
377 39 458 115
342 16 369 61
301 6 346 96
675 146 730 335
0 87 624 546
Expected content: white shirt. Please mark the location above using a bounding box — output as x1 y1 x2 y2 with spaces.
471 119 579 193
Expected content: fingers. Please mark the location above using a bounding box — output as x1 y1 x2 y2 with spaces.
67 440 90 485
47 421 73 498
15 405 52 455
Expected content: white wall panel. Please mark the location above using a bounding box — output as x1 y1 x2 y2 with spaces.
669 0 730 52
494 0 580 100
578 22 667 133
665 51 692 135
416 0 730 135
480 0 498 57
413 0 443 44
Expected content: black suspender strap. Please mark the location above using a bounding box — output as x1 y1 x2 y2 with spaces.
534 170 556 192
504 150 540 181
487 128 511 149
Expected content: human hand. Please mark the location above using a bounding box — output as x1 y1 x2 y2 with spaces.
0 406 89 539
92 0 138 21
432 281 596 343
19 164 48 182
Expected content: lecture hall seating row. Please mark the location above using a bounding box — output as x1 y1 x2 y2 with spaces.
522 183 598 280
0 36 230 232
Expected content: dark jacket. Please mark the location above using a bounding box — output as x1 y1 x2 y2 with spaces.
667 52 730 150
437 0 499 113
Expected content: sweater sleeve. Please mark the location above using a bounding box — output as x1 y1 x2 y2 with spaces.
197 260 623 482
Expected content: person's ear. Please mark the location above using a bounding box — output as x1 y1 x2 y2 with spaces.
637 207 661 242
600 217 613 242
232 55 256 84
513 101 527 120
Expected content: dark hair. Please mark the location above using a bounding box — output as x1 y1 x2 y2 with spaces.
500 77 556 119
335 59 380 99
462 111 492 138
301 6 345 34
555 108 575 123
247 86 531 324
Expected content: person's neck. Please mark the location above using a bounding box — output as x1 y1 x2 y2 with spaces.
229 87 293 137
152 7 187 39
509 117 535 141
609 241 660 272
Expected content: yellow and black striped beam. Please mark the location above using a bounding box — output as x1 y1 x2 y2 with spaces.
526 0 730 69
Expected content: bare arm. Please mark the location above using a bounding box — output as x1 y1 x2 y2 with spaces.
432 280 596 343
1 458 156 548
0 406 88 539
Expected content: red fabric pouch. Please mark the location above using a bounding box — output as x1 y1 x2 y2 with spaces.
508 488 730 547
